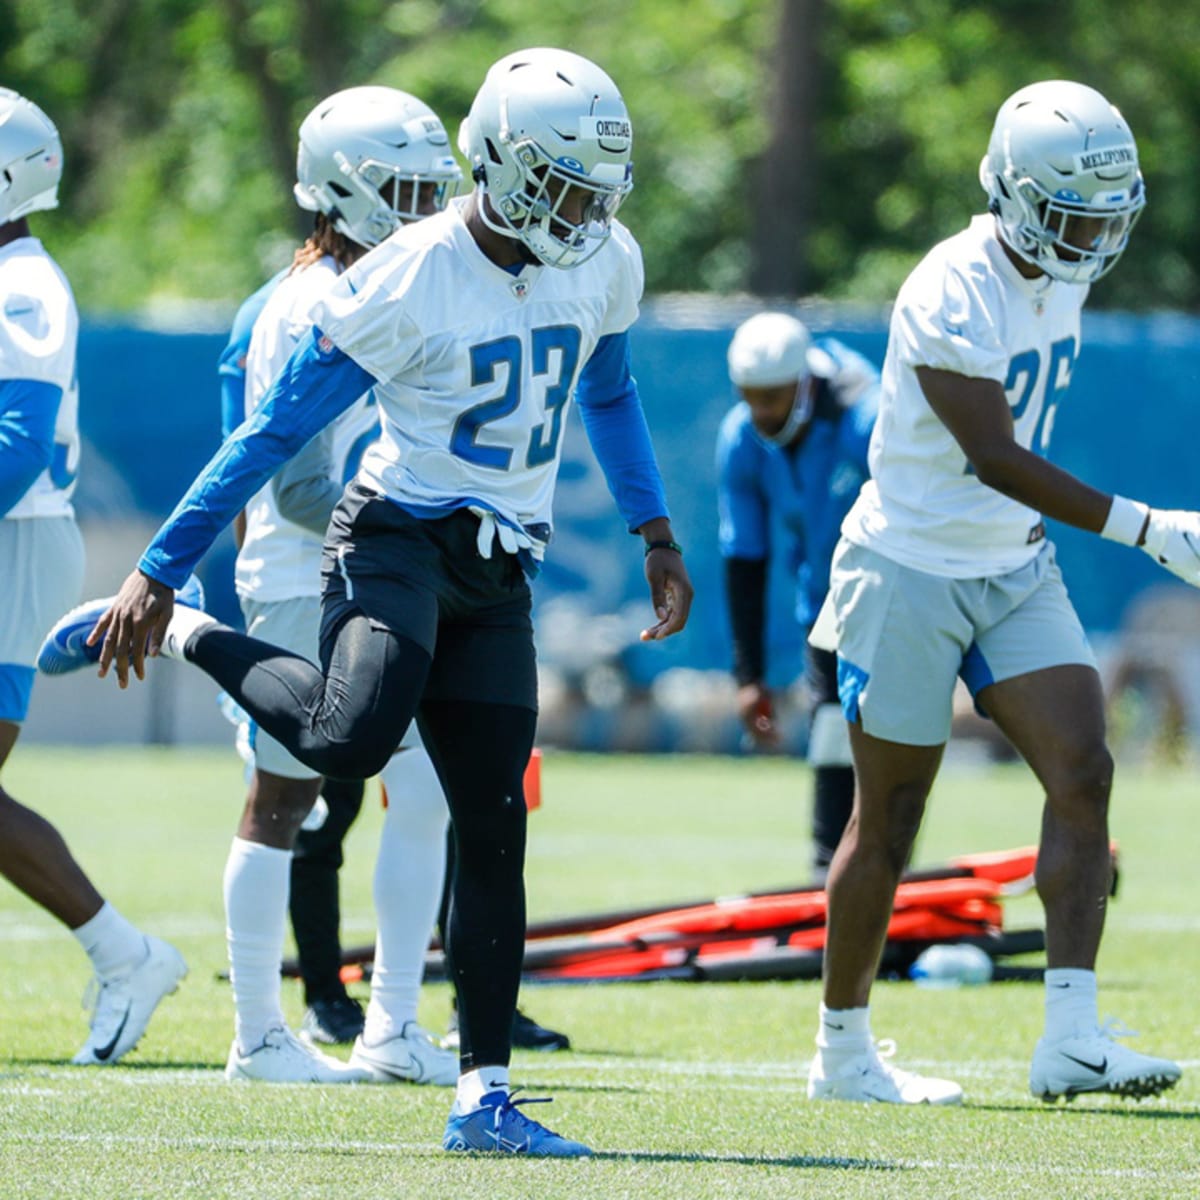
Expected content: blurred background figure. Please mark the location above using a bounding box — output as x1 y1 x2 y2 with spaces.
0 87 186 1065
215 84 461 1085
716 312 879 875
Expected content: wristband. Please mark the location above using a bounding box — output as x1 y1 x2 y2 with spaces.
1100 495 1150 546
644 539 683 557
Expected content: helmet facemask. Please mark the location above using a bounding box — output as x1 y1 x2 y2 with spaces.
462 48 635 269
985 148 1145 284
980 80 1146 285
479 135 632 268
324 151 461 246
294 86 462 250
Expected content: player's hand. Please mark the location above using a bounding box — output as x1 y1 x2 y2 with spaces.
1141 508 1200 588
736 682 780 749
640 546 693 641
87 570 176 688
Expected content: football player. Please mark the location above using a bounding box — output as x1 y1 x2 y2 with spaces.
218 87 572 1073
0 88 186 1065
807 81 1185 1105
45 49 692 1155
717 311 878 875
215 86 462 1084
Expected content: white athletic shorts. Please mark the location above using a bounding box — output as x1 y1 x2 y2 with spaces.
0 516 85 722
828 538 1095 746
239 593 422 778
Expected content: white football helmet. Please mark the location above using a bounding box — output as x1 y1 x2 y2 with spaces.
979 80 1145 284
0 88 63 225
728 313 815 445
459 47 634 269
294 86 462 248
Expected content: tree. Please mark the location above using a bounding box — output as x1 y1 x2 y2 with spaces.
749 0 826 297
2 0 1196 312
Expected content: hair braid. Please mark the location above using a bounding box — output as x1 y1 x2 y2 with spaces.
289 212 368 275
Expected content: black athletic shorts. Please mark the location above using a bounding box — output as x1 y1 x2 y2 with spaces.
320 482 538 711
804 640 839 709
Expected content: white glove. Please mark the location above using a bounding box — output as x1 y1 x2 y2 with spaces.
469 507 543 561
1141 508 1200 588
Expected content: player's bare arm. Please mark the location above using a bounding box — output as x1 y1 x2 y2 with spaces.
916 366 1114 531
88 570 175 688
919 365 1200 585
639 518 693 641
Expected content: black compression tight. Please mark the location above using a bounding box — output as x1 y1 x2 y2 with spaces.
812 765 856 869
186 615 429 781
186 617 536 1068
290 777 365 1005
420 699 536 1070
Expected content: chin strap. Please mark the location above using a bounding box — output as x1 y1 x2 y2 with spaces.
765 377 815 447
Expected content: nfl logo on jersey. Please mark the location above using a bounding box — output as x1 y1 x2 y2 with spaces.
510 278 530 300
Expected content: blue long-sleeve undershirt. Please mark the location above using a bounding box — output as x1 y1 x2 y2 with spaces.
575 332 669 532
139 329 373 587
0 378 61 517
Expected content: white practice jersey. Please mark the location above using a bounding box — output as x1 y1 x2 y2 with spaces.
236 256 378 601
0 237 80 520
310 196 643 536
842 214 1086 578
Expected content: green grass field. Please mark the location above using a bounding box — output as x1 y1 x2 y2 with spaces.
1 748 1197 1199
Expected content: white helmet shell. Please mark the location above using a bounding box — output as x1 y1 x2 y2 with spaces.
294 85 462 248
727 313 812 388
0 88 63 225
459 47 634 268
979 80 1145 284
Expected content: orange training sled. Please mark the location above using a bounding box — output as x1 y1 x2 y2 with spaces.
291 844 1116 986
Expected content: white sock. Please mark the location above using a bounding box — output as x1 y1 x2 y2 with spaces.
163 605 217 660
223 836 291 1053
815 1003 873 1062
364 748 449 1045
71 902 147 979
456 1065 509 1111
1044 968 1099 1042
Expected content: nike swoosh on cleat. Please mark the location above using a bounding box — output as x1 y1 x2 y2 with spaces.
374 1060 420 1081
91 1005 132 1062
1062 1052 1108 1074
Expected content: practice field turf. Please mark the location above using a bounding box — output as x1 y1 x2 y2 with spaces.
1 748 1197 1199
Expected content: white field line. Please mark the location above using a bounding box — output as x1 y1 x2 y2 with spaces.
1108 914 1200 932
3 1054 1198 1089
3 1130 1200 1181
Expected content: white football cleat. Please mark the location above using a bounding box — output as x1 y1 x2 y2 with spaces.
807 1039 964 1105
72 935 188 1065
225 1026 370 1083
350 1022 459 1085
1030 1023 1181 1101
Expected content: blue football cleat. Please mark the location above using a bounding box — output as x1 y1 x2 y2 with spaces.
36 595 114 675
37 575 206 676
443 1090 592 1157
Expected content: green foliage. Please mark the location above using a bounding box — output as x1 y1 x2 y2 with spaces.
1 0 1197 310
